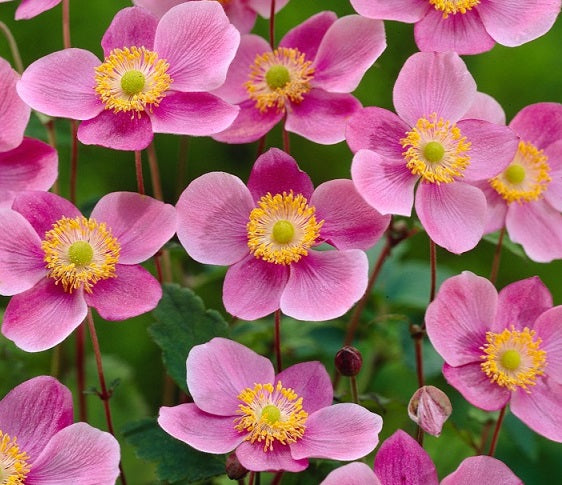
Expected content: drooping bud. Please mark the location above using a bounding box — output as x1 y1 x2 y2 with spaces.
408 385 452 436
225 452 248 480
335 346 363 377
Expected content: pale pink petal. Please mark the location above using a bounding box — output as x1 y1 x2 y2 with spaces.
247 0 290 19
529 306 562 384
2 278 87 352
350 0 428 22
442 363 510 411
90 191 176 264
290 403 382 460
222 0 257 33
321 462 379 485
176 172 254 265
415 182 487 254
279 11 337 60
101 6 158 55
425 271 497 367
543 141 562 211
186 337 275 416
223 255 289 320
132 0 184 17
463 92 506 125
17 49 102 120
478 181 508 233
281 249 368 321
311 179 390 250
508 102 562 150
154 1 240 92
236 441 308 472
441 456 523 485
393 51 476 126
0 58 30 151
0 376 73 461
77 110 154 151
285 89 361 145
158 403 244 454
312 16 386 93
84 264 162 321
14 0 62 20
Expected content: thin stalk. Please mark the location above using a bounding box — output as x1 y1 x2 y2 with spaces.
0 21 24 73
62 0 71 49
248 472 255 485
76 322 87 422
350 376 359 404
256 134 267 157
413 326 424 388
488 406 507 457
429 238 437 304
274 310 282 373
282 127 290 153
268 0 276 50
134 150 145 195
490 226 505 285
176 136 189 199
416 425 424 446
50 342 62 378
271 471 284 485
477 419 494 455
147 142 163 201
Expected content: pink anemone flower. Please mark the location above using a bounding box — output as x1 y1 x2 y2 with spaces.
425 271 562 442
0 57 30 153
211 11 386 144
350 0 561 55
132 0 290 34
0 0 62 20
347 51 519 254
321 430 522 485
16 2 240 151
158 338 383 472
0 190 176 352
176 148 390 321
0 376 120 484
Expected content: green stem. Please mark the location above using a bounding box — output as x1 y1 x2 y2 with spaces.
0 21 24 73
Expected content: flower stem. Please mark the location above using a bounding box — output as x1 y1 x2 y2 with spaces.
147 142 163 201
269 0 276 50
282 127 290 153
76 321 87 422
134 150 145 195
0 21 24 73
69 120 79 203
176 136 189 200
429 238 437 303
271 471 284 485
274 310 283 373
488 405 507 457
350 376 359 404
62 0 71 49
256 134 267 157
412 324 424 388
490 226 505 285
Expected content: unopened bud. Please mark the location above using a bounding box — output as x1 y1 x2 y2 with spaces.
225 452 248 480
408 385 452 437
335 346 363 377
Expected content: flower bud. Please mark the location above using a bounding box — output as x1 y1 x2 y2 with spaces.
225 452 248 480
335 346 363 377
408 385 452 436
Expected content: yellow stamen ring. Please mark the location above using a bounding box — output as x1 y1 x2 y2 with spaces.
0 431 30 485
429 0 480 18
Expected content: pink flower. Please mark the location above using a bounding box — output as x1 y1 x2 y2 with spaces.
478 102 562 262
347 51 519 254
158 338 383 472
132 0 290 33
0 376 120 484
425 271 562 442
0 190 176 352
16 2 240 151
0 57 30 152
0 0 62 20
350 0 561 55
176 148 390 321
211 11 386 144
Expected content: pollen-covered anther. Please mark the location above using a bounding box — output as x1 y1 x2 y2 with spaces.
401 113 471 183
41 216 120 294
234 381 308 452
95 46 172 116
0 430 30 485
245 47 314 113
429 0 480 18
247 191 323 265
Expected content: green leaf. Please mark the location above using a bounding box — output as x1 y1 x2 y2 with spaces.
483 232 526 259
149 284 229 392
122 418 225 483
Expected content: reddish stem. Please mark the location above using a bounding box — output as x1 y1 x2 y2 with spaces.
488 405 507 457
69 120 78 204
76 321 87 422
490 226 505 286
282 127 290 153
429 238 437 304
62 0 71 48
134 150 145 195
269 0 276 50
274 310 282 373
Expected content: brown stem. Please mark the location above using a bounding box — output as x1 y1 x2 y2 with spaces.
268 0 276 50
416 425 425 446
490 226 505 286
413 325 424 388
147 142 163 201
0 21 24 73
488 405 507 457
429 238 437 304
248 472 255 485
256 134 267 157
271 471 284 485
282 127 290 153
62 0 71 48
76 321 87 422
274 310 282 373
350 376 359 404
69 120 79 204
176 136 189 199
134 150 145 195
477 419 494 455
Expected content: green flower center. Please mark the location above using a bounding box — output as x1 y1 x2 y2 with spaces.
423 141 445 163
500 349 521 371
68 241 94 266
504 164 526 184
272 220 295 244
120 69 146 95
261 404 281 425
265 65 291 90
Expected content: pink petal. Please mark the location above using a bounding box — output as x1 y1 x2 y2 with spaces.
415 182 487 254
528 306 562 384
463 92 507 125
321 462 379 485
312 15 386 93
186 337 275 416
223 255 289 320
131 0 184 18
158 403 244 454
508 102 562 150
0 58 30 151
414 8 495 55
247 0 290 19
425 271 497 367
222 0 257 33
350 0 428 22
14 0 62 20
154 1 240 92
236 441 308 472
393 51 476 126
84 264 162 321
374 430 438 485
290 403 382 460
90 191 176 264
285 89 361 145
442 363 510 412
101 6 158 56
279 11 337 60
247 148 314 202
2 278 87 352
176 172 254 265
441 456 523 485
311 179 390 250
26 423 120 485
17 49 102 120
0 376 73 462
543 141 562 211
77 110 154 151
479 181 508 233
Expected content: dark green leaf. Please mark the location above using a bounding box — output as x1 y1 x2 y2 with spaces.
483 232 526 259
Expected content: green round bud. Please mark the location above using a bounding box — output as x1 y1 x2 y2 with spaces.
265 65 290 90
272 220 295 244
504 164 526 185
120 70 146 96
68 241 94 266
423 141 445 163
500 349 521 370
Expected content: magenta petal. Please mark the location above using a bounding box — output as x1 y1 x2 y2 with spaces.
0 376 73 462
275 362 333 415
281 250 368 321
425 271 497 367
321 462 379 485
290 403 382 460
374 430 438 485
77 110 154 151
14 0 61 20
101 6 158 56
91 191 176 264
247 148 314 201
311 179 390 250
441 455 523 485
85 265 162 321
158 403 244 454
0 58 30 151
527 306 562 384
350 0 428 22
285 90 361 144
393 51 476 126
415 182 486 254
223 256 289 320
17 49 101 120
186 337 275 416
544 141 562 211
443 363 510 411
279 11 337 60
2 278 87 352
236 441 308 472
463 92 506 125
508 102 562 150
176 172 253 265
154 1 240 92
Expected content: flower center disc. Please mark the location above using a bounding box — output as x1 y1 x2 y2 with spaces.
0 430 30 485
429 0 480 18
